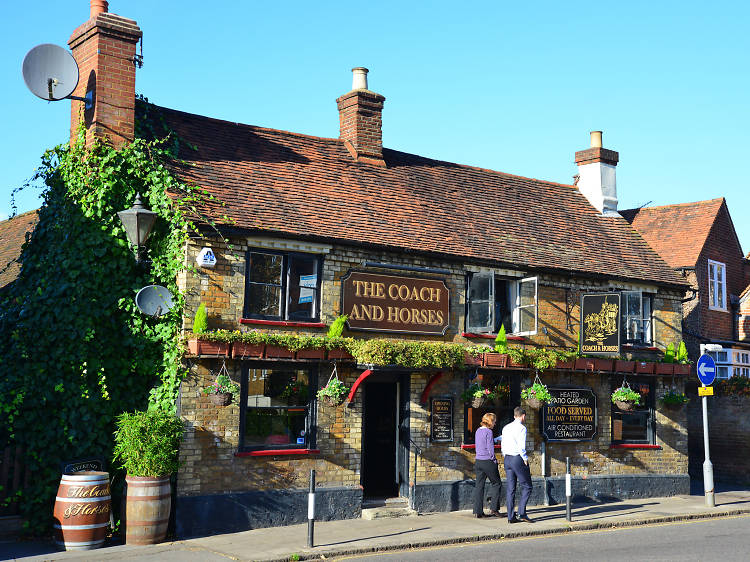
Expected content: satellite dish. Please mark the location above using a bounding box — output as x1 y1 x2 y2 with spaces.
22 43 80 101
135 285 175 317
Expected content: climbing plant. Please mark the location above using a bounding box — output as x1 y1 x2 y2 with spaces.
0 104 223 533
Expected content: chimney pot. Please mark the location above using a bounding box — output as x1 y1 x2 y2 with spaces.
90 0 109 18
590 130 603 148
352 67 369 91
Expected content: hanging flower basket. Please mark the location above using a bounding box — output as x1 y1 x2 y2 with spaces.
521 376 553 410
471 395 492 409
611 382 640 412
525 396 543 410
614 400 635 411
209 392 233 406
317 364 348 407
321 394 345 407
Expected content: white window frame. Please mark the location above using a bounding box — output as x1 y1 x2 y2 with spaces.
466 273 537 336
621 291 653 345
707 259 727 311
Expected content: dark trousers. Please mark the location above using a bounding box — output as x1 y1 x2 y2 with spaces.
504 454 532 520
473 459 501 515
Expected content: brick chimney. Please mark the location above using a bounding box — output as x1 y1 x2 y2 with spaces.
575 131 619 216
68 1 142 148
336 68 386 166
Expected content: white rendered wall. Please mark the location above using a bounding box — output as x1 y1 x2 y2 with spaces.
577 161 618 215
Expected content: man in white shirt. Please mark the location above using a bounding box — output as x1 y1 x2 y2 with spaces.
501 406 533 523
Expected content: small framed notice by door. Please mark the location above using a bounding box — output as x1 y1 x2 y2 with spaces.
430 397 454 443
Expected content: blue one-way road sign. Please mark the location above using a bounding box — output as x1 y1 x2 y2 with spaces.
697 354 717 386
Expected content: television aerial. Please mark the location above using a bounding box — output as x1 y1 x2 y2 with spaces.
22 43 91 106
135 285 175 318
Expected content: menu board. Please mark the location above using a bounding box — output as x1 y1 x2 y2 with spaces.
430 397 454 443
541 388 597 441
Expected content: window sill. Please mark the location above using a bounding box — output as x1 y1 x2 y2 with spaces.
460 444 502 450
240 319 327 328
708 307 728 313
235 449 320 457
462 332 526 341
609 444 661 450
621 344 659 351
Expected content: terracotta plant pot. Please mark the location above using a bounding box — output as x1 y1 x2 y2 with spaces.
464 353 483 367
655 363 675 375
209 392 232 406
615 360 635 373
508 356 525 368
555 360 574 370
471 395 492 409
327 349 354 361
231 342 265 359
673 364 691 376
187 339 230 357
575 358 596 372
614 400 635 411
484 353 508 368
265 345 295 359
595 359 614 372
635 361 655 374
296 348 326 360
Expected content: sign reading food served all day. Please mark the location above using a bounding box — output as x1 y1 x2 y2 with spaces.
341 271 450 335
541 387 597 441
580 293 621 355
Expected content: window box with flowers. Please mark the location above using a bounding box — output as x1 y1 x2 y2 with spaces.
615 359 635 373
294 335 327 360
232 330 266 359
187 304 232 356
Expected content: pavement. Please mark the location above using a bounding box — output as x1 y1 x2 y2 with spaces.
3 487 750 562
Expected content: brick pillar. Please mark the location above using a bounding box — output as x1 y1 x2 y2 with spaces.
336 68 386 167
68 2 142 148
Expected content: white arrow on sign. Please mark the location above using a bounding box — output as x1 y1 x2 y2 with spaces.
698 362 715 378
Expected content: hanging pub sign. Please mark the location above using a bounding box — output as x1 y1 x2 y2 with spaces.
341 271 450 335
580 293 620 355
541 387 597 441
430 397 454 443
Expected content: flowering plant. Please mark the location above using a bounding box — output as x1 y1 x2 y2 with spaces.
659 390 689 406
317 379 348 403
460 382 497 402
521 382 553 403
201 374 239 396
494 383 510 399
280 380 308 401
611 386 641 405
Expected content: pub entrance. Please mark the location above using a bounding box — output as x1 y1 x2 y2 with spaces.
361 374 410 499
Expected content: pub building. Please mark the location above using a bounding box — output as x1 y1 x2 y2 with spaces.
59 3 691 537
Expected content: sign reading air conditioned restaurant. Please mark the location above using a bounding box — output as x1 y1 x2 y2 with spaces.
541 387 597 441
580 293 621 355
341 271 450 335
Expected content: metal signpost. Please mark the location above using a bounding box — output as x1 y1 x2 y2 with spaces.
696 353 716 507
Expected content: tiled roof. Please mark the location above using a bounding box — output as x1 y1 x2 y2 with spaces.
0 210 38 288
620 199 725 269
155 105 686 288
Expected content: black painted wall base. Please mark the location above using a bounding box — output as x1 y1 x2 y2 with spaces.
412 473 691 513
176 486 362 539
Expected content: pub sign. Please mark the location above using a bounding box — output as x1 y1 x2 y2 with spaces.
541 387 597 441
342 271 450 335
580 293 620 355
430 397 454 443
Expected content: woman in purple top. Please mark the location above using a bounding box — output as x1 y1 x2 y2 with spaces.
473 412 502 518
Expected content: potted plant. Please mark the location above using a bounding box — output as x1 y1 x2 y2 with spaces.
554 349 576 370
493 382 510 405
113 410 184 545
464 345 486 367
317 377 348 407
232 329 265 359
526 348 558 372
507 347 525 368
521 380 553 409
186 304 232 356
201 372 240 406
461 382 497 408
264 332 296 359
611 384 641 411
326 316 355 360
655 343 676 374
280 379 309 404
294 335 327 360
659 390 689 410
485 326 510 367
674 341 691 375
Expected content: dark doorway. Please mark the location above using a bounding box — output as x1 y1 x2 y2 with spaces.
362 381 398 497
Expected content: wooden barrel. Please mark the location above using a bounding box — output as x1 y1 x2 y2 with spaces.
53 471 110 550
124 475 171 545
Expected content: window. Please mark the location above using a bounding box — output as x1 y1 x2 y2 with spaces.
707 260 727 311
611 378 654 444
239 366 317 451
244 250 321 321
466 273 537 335
621 291 653 345
463 374 518 444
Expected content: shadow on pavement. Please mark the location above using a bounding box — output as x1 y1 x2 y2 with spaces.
315 526 430 548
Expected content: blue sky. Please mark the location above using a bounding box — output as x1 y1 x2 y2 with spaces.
2 1 748 254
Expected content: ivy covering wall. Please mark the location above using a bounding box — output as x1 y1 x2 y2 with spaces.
0 112 211 533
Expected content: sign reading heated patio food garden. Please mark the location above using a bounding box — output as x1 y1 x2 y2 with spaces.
541 387 597 441
430 397 454 443
580 293 621 355
341 271 450 335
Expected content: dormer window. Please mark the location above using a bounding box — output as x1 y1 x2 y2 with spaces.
708 259 727 311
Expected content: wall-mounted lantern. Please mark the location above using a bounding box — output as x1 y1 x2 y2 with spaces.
117 192 157 263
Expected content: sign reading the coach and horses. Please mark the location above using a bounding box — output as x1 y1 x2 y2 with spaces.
342 271 450 335
430 397 454 443
541 387 597 441
580 293 620 355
